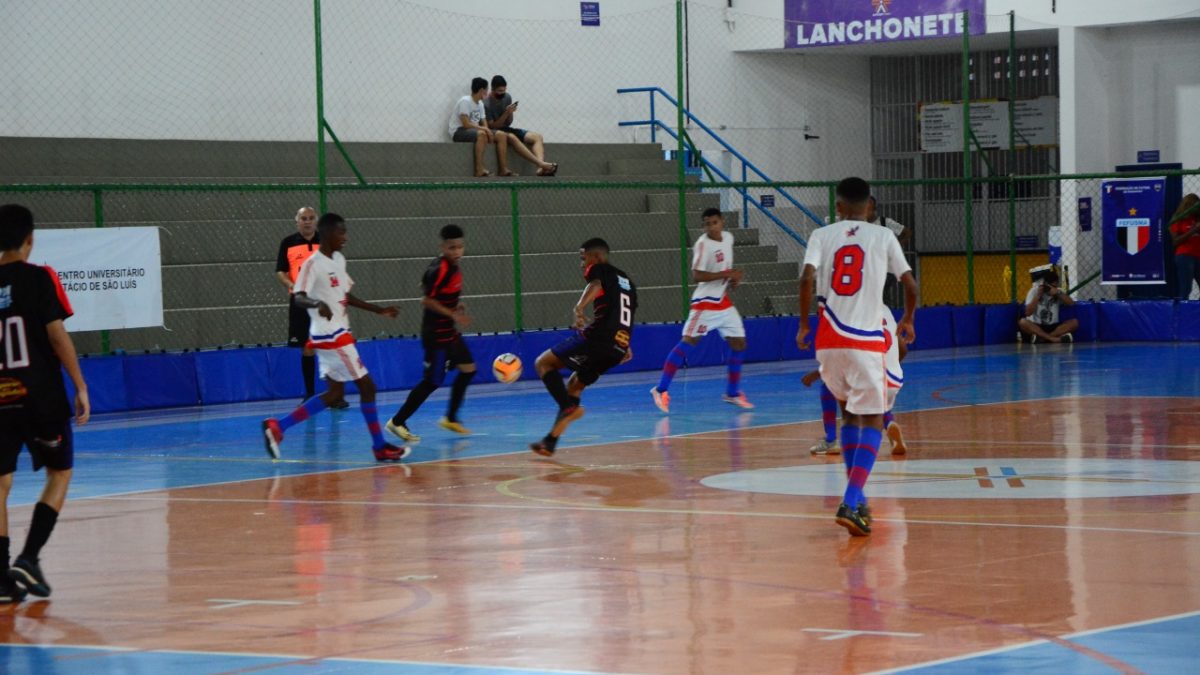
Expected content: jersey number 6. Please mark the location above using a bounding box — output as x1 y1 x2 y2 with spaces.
831 245 865 296
619 293 632 327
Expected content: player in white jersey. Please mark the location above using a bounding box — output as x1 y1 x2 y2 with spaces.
798 177 918 537
650 208 753 413
261 213 411 463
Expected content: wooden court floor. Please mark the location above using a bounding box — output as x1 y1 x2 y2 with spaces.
2 391 1197 674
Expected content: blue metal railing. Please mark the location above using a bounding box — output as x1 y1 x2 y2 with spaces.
618 86 824 247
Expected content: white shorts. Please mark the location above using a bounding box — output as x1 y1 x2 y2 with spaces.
316 343 368 382
817 348 887 415
886 383 900 412
683 305 745 339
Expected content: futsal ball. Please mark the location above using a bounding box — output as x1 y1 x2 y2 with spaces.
492 353 523 384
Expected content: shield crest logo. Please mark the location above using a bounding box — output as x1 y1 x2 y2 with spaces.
1116 217 1150 255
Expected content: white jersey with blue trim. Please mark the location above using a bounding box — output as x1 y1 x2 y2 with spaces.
882 311 903 387
803 219 910 353
294 250 355 345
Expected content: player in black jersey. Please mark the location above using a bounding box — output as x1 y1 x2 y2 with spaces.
530 238 637 456
0 205 90 603
387 224 477 442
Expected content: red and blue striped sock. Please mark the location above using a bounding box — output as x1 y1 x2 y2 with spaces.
883 411 894 429
657 341 694 393
725 351 744 397
279 395 327 433
360 401 386 450
840 423 858 475
820 383 838 443
843 427 882 508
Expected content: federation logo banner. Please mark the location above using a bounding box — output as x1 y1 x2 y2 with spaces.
1101 178 1166 285
785 0 986 49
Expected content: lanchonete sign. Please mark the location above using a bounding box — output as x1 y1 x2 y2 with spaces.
785 0 986 49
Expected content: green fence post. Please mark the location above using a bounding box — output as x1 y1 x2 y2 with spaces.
961 10 975 304
827 184 836 223
92 189 111 355
676 0 689 319
313 0 328 213
1007 10 1017 304
510 187 523 333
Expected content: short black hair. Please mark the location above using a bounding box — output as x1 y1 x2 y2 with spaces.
835 177 871 205
1043 271 1060 284
701 207 722 220
471 77 488 94
0 204 34 251
581 238 609 252
491 75 507 89
317 212 345 234
441 224 464 240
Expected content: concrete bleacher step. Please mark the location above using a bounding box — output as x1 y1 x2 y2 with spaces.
646 192 721 212
606 158 678 176
0 137 668 181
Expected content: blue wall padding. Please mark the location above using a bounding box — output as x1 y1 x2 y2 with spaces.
67 304 1197 413
73 356 128 413
911 305 954 350
1061 302 1098 342
951 305 985 347
983 304 1023 344
1175 301 1200 341
124 353 198 409
1098 300 1174 341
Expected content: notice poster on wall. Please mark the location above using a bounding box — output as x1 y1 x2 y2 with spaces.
920 97 1058 152
30 227 163 331
1101 178 1167 285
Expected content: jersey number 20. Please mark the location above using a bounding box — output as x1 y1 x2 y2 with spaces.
831 245 865 296
0 317 31 370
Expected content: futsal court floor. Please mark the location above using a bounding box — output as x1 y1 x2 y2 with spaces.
1 342 1198 674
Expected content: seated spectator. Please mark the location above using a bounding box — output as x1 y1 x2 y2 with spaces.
450 77 515 177
1169 193 1200 299
1018 270 1078 343
484 75 558 177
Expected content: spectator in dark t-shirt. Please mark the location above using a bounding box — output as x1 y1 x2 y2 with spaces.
484 75 558 176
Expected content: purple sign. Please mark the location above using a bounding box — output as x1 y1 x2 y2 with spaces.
785 0 986 49
581 2 600 27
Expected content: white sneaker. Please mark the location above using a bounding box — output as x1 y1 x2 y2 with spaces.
386 419 421 443
810 439 840 455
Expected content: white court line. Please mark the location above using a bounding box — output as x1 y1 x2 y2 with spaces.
91 494 1200 538
0 642 629 674
866 609 1200 674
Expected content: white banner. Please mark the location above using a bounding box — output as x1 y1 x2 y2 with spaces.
30 227 163 332
920 97 1059 152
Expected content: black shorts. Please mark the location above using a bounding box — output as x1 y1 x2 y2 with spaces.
422 334 475 386
497 126 529 142
0 414 74 475
288 298 311 348
550 333 626 386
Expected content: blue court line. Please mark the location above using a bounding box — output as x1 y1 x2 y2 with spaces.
0 643 624 675
879 610 1200 674
6 342 1198 506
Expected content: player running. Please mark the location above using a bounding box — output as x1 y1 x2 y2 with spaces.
386 224 477 442
262 213 410 462
651 208 753 412
530 238 637 456
797 178 918 536
0 204 90 603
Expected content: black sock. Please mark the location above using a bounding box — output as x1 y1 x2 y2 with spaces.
541 371 572 409
446 370 476 422
301 354 317 398
392 380 438 425
0 536 9 572
20 502 58 562
567 395 581 408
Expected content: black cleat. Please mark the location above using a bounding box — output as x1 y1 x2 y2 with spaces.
329 399 351 410
835 503 871 537
856 502 873 526
530 435 558 457
8 557 51 597
0 577 27 604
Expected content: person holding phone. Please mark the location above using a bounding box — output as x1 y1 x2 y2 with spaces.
1018 270 1078 344
485 75 558 176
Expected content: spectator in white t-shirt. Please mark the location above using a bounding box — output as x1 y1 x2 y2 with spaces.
449 77 514 177
1018 270 1078 343
867 197 911 250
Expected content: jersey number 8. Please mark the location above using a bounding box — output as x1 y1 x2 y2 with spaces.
831 245 865 296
